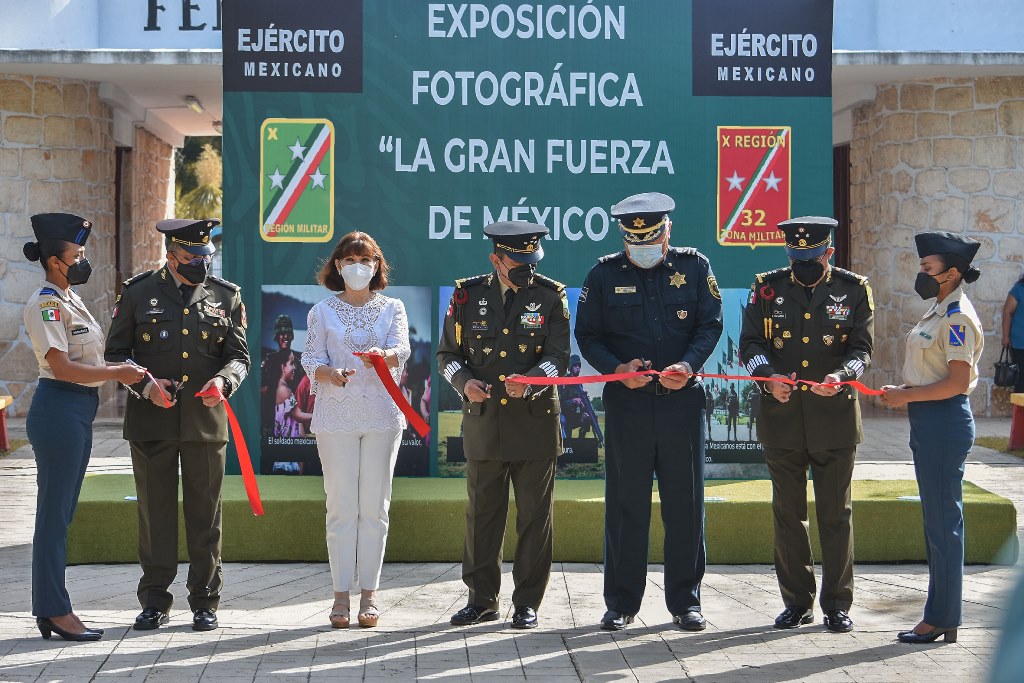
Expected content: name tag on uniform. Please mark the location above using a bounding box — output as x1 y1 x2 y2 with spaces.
471 321 489 331
614 286 636 294
71 326 89 336
145 308 164 315
772 310 786 319
520 312 544 328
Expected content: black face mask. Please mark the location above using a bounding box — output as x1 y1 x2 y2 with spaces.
175 256 210 285
60 257 92 286
504 262 536 288
791 259 825 286
914 270 948 300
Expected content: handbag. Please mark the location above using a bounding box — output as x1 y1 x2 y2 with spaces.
994 345 1020 388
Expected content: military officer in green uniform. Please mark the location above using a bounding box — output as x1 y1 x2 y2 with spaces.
739 216 873 634
104 218 250 633
437 221 570 630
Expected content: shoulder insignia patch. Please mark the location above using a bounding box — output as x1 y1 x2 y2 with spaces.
39 287 58 297
707 275 721 300
948 324 966 347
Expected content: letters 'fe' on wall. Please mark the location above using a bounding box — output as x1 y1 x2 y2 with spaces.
221 0 834 476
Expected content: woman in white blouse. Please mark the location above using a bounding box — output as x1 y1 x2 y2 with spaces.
302 231 410 628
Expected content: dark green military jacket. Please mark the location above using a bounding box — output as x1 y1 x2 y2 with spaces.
437 271 571 461
104 265 251 442
739 266 873 452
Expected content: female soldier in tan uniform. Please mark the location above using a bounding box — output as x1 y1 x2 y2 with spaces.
23 213 145 642
881 231 983 644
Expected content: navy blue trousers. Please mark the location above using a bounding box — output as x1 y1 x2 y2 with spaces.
28 378 98 618
603 383 706 616
908 395 974 627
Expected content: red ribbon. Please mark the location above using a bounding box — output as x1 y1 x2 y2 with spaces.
512 369 884 395
195 387 264 516
354 353 431 437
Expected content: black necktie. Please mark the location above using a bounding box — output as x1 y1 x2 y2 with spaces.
179 284 192 301
503 289 515 317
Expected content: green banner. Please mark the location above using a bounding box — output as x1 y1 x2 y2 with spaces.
222 0 834 475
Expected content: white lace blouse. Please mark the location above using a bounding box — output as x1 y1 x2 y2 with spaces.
302 293 411 434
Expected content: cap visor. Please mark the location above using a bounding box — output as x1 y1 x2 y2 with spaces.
506 246 543 263
179 243 216 256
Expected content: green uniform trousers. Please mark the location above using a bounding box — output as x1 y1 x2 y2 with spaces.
130 440 226 612
463 458 556 611
764 446 855 612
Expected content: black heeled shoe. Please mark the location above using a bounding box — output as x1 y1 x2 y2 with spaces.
897 626 957 644
37 617 103 642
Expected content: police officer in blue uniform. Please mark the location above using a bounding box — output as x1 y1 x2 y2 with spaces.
575 192 723 631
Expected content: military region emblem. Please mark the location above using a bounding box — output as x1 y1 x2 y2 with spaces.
260 118 335 243
716 126 792 249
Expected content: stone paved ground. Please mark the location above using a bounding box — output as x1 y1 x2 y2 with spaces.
0 410 1021 682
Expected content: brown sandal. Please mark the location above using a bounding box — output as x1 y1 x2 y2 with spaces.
329 603 350 629
357 602 379 628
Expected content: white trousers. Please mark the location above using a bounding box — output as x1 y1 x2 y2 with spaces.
316 428 402 593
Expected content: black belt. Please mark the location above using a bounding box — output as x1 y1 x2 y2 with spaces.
634 382 678 396
38 377 99 396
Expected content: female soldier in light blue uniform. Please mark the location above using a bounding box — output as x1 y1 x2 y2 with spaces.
23 213 146 641
881 231 983 644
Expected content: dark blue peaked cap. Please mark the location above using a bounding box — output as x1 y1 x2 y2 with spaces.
30 213 92 245
915 231 980 263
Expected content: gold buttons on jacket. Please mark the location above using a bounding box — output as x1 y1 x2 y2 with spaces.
151 318 157 323
503 328 509 335
182 375 189 383
500 351 507 357
804 312 811 319
801 385 808 391
801 360 809 367
500 398 508 405
182 329 189 335
802 337 809 343
498 374 506 381
182 351 189 359
183 308 190 315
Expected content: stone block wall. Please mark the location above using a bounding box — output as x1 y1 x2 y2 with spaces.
0 76 174 415
850 76 1024 416
0 76 116 414
128 127 173 276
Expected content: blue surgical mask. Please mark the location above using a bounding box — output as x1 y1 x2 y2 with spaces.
627 243 665 269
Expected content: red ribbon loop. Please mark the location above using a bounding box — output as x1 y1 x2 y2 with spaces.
354 353 431 438
195 387 264 516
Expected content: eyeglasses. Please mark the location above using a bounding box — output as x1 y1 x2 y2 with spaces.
176 253 213 266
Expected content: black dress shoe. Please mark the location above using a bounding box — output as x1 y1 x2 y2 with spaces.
133 608 170 631
192 608 218 631
824 609 854 633
36 617 103 642
897 626 957 644
774 607 813 629
450 604 499 626
600 610 634 631
674 610 706 631
511 606 538 629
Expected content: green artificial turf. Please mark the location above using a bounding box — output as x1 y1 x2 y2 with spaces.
67 476 1018 565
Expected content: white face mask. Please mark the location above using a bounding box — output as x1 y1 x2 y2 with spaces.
627 243 665 269
339 262 374 291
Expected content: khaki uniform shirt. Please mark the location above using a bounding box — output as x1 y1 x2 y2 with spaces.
902 285 983 393
24 282 106 387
